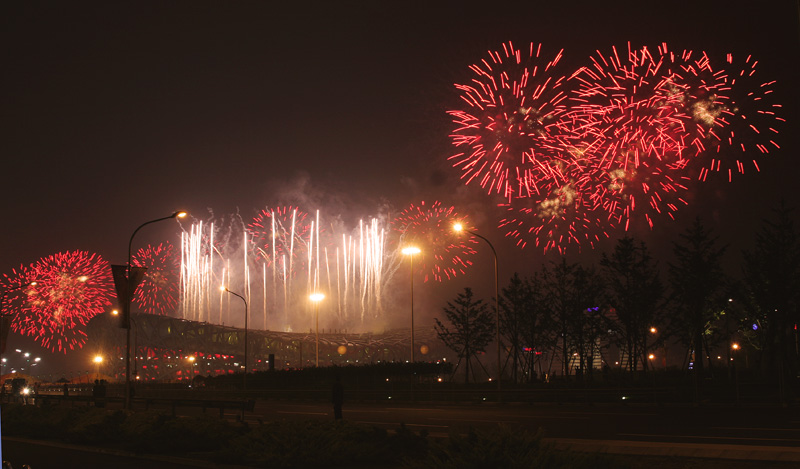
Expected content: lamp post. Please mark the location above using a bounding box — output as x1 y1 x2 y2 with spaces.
453 223 501 401
93 355 103 378
221 286 248 390
401 247 421 364
309 293 325 367
732 342 740 405
124 211 187 409
187 355 197 383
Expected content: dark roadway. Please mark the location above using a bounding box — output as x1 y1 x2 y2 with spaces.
3 399 800 467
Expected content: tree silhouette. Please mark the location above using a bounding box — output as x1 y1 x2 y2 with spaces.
668 218 728 379
435 287 494 384
499 272 551 382
601 237 664 373
742 201 800 394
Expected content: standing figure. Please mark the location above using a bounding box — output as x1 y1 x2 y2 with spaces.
331 374 344 420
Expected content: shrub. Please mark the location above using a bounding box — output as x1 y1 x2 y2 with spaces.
404 425 628 469
218 420 427 468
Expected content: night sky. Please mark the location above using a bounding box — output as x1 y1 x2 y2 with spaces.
1 1 798 375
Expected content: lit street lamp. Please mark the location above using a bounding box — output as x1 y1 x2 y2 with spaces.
309 292 325 367
93 355 103 377
731 342 741 405
221 286 248 390
123 211 187 409
453 223 501 401
401 246 421 364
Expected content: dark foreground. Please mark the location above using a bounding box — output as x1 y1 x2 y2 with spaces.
3 436 800 469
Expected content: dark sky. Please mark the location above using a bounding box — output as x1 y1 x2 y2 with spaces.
1 1 798 374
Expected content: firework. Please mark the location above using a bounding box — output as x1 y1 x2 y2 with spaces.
569 43 690 165
565 43 699 229
690 53 784 181
656 46 731 157
392 201 477 282
498 177 610 253
10 251 113 353
132 242 179 315
448 41 572 201
248 206 311 272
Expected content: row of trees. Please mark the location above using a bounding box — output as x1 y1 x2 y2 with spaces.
434 204 800 389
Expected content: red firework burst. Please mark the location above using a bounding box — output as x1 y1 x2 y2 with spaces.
392 201 477 282
656 46 731 157
569 43 691 165
691 53 784 182
9 251 113 353
566 43 698 229
248 206 311 272
1 265 38 315
448 41 572 201
132 242 179 315
498 166 611 254
451 41 784 251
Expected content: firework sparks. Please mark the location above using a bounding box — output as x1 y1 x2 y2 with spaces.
691 53 785 182
392 201 477 282
448 41 572 201
132 242 179 316
7 251 113 353
449 41 782 251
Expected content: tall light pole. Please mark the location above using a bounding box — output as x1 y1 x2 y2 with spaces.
221 286 248 390
453 223 501 401
123 211 187 409
401 246 421 364
309 292 325 367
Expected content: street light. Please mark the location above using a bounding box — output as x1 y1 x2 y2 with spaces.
309 292 325 367
453 223 501 401
93 355 103 378
187 355 197 383
124 211 187 409
401 246 420 364
221 286 248 390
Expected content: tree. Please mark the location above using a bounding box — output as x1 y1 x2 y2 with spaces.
668 218 728 378
499 272 551 382
498 273 528 383
569 266 609 380
435 287 495 384
601 237 664 374
542 259 582 377
742 201 800 389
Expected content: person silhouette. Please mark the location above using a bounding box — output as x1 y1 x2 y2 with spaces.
331 373 344 420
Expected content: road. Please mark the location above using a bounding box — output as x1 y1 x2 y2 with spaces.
3 399 800 467
245 399 800 462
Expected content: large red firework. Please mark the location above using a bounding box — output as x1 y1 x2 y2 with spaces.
8 251 113 353
248 206 311 272
448 42 572 201
132 242 179 315
566 43 697 229
392 201 477 282
569 43 691 165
